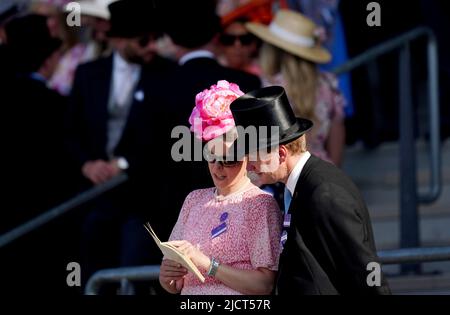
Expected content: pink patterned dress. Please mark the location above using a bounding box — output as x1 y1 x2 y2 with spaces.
310 72 345 162
169 184 282 295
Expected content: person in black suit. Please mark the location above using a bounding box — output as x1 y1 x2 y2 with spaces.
230 86 391 295
1 14 76 294
149 2 262 233
66 0 175 288
3 14 66 226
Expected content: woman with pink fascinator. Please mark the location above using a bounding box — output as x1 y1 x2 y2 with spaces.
159 80 282 295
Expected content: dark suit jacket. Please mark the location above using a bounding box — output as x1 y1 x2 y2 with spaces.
65 54 175 217
145 57 261 238
66 54 174 169
277 155 391 295
162 57 261 128
3 76 68 230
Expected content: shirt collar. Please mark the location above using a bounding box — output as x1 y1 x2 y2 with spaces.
178 50 215 66
286 151 311 196
113 52 140 72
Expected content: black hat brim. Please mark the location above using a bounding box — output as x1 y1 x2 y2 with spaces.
230 117 313 159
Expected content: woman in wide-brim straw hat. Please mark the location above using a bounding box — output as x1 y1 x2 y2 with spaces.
246 9 346 166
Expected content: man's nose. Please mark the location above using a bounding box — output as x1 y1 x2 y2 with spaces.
247 162 256 171
213 161 224 169
233 38 242 48
145 40 158 52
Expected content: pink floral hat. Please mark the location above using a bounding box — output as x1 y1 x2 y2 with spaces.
189 80 244 142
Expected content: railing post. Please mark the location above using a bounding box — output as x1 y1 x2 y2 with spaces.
418 33 441 204
85 265 160 295
366 60 384 147
399 43 421 274
119 278 135 295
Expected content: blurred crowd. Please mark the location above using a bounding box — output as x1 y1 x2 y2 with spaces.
0 0 448 295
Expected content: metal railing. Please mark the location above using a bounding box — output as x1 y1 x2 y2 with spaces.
379 247 450 265
332 26 441 204
0 173 128 248
332 26 442 273
85 265 160 295
84 246 450 295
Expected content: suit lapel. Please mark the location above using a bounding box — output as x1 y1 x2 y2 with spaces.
97 55 113 116
90 56 113 149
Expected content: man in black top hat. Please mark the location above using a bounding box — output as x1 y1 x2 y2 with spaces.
230 86 391 295
66 0 175 289
4 14 66 217
1 13 73 294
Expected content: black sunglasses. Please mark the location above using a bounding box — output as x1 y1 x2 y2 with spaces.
219 33 254 46
136 32 163 47
209 160 241 168
208 156 242 168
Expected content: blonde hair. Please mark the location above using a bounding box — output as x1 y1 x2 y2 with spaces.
260 43 319 129
285 135 307 155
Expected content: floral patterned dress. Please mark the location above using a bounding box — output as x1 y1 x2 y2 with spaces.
169 184 282 295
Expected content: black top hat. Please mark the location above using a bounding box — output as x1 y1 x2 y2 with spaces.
230 86 313 155
107 0 163 38
6 14 62 73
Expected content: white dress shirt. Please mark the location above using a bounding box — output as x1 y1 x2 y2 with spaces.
285 151 311 196
105 53 141 159
112 52 141 107
178 50 215 66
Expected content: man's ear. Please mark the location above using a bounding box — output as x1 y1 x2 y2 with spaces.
209 33 222 54
278 145 288 164
211 33 221 45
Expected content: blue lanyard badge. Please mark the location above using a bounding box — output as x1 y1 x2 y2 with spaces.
283 213 291 228
211 212 229 239
280 213 291 249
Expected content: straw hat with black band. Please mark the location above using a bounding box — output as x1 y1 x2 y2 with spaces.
246 9 331 64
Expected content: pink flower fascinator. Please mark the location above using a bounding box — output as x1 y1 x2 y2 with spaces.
189 80 244 142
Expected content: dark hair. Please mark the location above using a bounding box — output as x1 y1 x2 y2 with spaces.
6 14 62 72
165 2 220 48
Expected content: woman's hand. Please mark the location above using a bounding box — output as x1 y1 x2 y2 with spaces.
164 241 276 295
159 259 187 293
167 240 211 271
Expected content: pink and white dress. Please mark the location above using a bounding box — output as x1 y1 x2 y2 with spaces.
169 184 282 295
